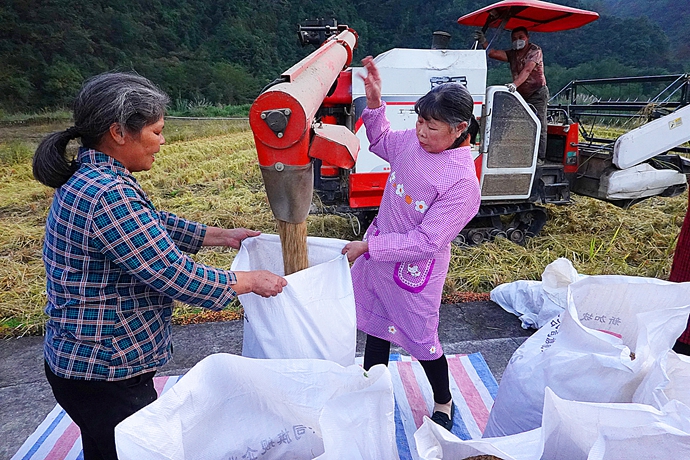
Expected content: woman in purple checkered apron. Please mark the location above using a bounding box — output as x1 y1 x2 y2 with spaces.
342 56 481 430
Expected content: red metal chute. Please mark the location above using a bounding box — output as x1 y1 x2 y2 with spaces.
458 0 599 32
249 28 359 224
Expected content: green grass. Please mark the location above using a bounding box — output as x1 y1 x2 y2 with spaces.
163 118 250 143
0 140 34 164
0 104 250 123
0 109 71 124
444 195 684 294
167 101 251 118
0 120 686 337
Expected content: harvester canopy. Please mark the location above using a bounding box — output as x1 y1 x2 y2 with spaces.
458 0 599 32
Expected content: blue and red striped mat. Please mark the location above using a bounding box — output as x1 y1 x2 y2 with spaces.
12 353 497 460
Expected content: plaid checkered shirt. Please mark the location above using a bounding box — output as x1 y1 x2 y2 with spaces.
43 148 238 381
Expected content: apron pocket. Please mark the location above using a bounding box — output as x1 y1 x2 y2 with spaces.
394 259 435 293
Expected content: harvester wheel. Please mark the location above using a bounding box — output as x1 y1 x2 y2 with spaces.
490 229 507 240
452 234 466 246
468 229 485 245
507 228 525 245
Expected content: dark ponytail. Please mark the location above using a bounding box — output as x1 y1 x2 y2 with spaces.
32 72 169 188
32 128 81 188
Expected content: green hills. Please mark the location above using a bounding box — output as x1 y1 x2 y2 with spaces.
0 0 686 112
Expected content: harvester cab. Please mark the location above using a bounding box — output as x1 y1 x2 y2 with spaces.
342 0 603 244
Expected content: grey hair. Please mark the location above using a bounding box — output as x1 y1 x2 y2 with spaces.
414 83 475 148
33 72 170 188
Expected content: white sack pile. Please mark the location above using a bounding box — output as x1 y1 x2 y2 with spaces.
116 354 398 460
416 274 690 459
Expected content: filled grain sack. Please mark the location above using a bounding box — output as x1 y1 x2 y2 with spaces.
115 354 398 460
633 348 690 409
484 275 690 437
540 388 690 460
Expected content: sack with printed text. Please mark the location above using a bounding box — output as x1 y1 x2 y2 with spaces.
115 353 398 460
483 275 690 437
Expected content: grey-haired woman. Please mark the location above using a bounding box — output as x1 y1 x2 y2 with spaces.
342 57 481 432
35 72 286 460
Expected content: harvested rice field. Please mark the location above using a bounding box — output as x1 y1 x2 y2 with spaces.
0 119 686 337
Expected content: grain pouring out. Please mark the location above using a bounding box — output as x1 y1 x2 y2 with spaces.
277 219 309 275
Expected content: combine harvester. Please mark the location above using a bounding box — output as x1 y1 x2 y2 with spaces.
551 74 690 207
250 0 690 245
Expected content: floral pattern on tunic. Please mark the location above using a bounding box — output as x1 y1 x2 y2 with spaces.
390 170 429 214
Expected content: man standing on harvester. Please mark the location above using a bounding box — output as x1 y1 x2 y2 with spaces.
475 26 549 163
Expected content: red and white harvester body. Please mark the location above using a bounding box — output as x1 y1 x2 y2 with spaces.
250 4 690 245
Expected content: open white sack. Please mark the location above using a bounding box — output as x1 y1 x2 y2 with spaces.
484 275 690 437
415 386 690 460
115 354 398 460
490 258 584 329
541 388 690 460
633 349 690 409
231 234 356 366
414 417 542 460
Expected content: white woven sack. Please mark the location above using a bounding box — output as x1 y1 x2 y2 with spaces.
231 234 356 366
633 349 690 409
490 257 583 329
484 275 690 437
414 417 542 460
541 387 690 460
115 354 398 460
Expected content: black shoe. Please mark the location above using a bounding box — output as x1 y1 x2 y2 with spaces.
430 403 454 431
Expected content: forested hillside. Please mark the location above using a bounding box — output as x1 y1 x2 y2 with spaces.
595 0 690 60
0 0 686 113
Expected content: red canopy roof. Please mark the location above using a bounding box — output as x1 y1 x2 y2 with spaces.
458 0 599 32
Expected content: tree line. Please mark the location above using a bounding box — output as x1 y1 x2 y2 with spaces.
0 0 685 113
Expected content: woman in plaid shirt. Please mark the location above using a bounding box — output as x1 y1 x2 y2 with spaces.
33 72 287 460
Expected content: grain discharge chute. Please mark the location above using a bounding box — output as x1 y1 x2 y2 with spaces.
249 24 358 273
249 25 359 226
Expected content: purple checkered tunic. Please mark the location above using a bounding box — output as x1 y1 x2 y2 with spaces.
43 149 238 381
352 103 481 359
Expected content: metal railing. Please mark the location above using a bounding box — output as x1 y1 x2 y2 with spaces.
548 74 690 151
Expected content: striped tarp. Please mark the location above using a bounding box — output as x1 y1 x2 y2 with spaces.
12 353 497 460
381 353 498 459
